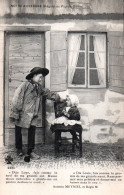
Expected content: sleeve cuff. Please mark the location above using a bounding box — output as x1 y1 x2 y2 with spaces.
10 112 20 120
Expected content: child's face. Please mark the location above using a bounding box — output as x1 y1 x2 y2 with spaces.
66 96 72 106
32 74 43 83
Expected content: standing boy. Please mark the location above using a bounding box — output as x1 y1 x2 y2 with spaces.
10 67 60 160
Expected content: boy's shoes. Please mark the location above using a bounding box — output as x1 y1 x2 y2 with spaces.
30 152 40 160
24 152 40 162
17 149 24 157
24 155 30 162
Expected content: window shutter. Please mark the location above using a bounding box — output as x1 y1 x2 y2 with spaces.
108 31 124 94
50 31 67 92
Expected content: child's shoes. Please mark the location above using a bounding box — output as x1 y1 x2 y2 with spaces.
30 152 40 160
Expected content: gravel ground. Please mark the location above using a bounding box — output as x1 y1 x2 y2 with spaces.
0 142 124 170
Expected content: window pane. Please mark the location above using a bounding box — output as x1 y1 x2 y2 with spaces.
89 69 105 86
89 36 94 51
89 69 100 85
72 69 85 85
80 35 85 50
89 52 105 69
89 53 96 68
77 52 85 67
89 35 106 52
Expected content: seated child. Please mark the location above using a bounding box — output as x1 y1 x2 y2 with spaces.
51 94 81 146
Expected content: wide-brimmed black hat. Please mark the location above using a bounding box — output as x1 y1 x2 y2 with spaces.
26 67 49 80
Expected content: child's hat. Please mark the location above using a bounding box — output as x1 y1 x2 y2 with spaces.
68 94 79 106
58 91 69 100
26 67 49 80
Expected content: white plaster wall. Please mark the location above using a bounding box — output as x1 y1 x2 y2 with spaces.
80 90 124 143
0 19 123 145
0 20 123 32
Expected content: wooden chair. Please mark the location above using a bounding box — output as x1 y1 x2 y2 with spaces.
51 102 83 157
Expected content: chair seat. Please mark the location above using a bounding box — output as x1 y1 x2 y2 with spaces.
51 124 83 133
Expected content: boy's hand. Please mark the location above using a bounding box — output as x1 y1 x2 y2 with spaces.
58 97 64 102
10 117 16 122
10 117 19 123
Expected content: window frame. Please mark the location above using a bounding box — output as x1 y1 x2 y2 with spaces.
67 32 107 89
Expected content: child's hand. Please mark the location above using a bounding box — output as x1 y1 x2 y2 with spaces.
62 110 66 115
63 110 69 117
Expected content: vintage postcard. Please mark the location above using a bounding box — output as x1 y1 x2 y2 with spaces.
0 0 124 195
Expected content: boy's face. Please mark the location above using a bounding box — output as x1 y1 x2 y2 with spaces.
32 73 43 83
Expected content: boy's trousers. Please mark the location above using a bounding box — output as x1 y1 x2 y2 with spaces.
15 125 36 154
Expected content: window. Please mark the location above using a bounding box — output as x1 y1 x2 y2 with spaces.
68 33 106 88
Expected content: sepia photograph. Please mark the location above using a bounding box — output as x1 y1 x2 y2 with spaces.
0 0 124 194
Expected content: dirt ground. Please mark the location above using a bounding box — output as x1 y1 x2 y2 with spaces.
0 141 124 170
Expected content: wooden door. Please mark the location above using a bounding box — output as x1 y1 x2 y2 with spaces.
4 32 45 146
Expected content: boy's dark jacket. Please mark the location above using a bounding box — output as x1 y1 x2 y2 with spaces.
10 80 60 128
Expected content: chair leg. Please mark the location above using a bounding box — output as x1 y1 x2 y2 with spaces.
79 131 82 158
72 135 75 153
55 131 59 156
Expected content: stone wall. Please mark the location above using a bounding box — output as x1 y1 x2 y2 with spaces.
0 0 123 16
0 0 123 23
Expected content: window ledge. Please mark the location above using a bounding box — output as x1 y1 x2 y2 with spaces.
68 88 107 104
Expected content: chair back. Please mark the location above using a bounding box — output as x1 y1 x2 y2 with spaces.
54 100 66 118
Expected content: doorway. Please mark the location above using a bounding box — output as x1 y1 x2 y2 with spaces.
4 32 45 146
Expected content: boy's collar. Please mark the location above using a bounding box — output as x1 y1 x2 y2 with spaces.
29 79 39 86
